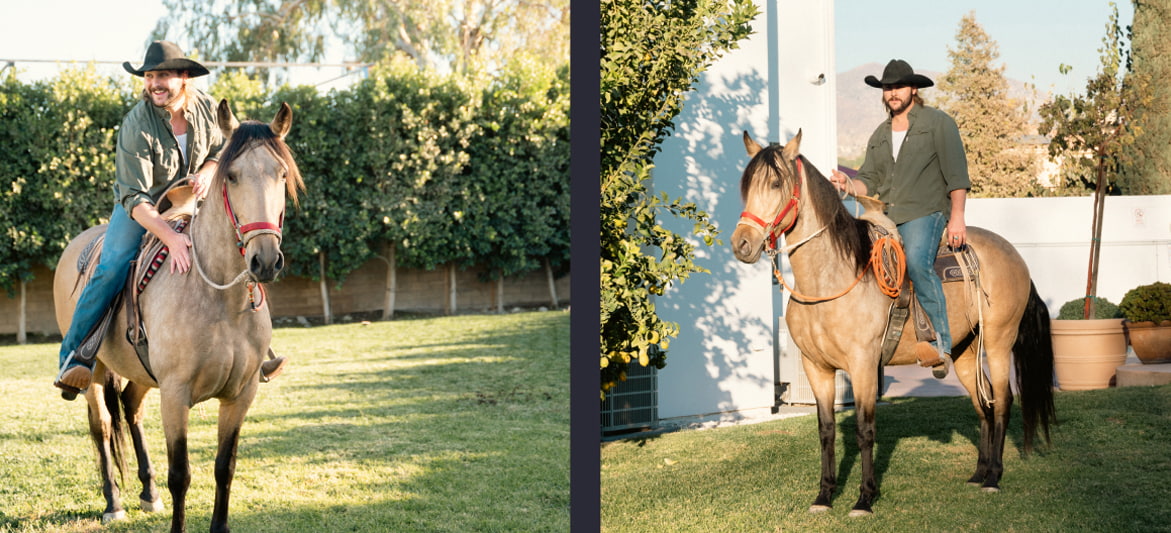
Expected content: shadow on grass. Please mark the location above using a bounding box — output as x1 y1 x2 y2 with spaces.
18 312 570 532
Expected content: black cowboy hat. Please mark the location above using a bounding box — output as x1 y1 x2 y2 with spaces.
864 59 933 89
122 40 210 78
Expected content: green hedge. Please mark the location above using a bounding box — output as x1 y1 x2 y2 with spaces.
0 61 568 295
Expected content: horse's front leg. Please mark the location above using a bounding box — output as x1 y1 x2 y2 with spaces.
159 389 192 533
803 357 838 513
210 382 258 533
848 363 880 517
122 380 164 513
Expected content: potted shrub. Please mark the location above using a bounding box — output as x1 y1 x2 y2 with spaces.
1051 296 1127 390
1119 282 1171 364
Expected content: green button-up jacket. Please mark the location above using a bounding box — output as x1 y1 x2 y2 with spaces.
854 103 971 225
114 89 224 215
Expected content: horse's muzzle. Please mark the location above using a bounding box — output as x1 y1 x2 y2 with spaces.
246 238 284 283
731 225 764 264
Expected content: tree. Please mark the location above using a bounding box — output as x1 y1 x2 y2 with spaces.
0 68 129 341
460 57 570 291
935 12 1042 198
1120 0 1171 194
154 0 569 75
1038 2 1153 318
599 0 757 398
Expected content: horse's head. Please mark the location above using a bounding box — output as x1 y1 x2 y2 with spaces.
732 130 803 264
213 99 304 283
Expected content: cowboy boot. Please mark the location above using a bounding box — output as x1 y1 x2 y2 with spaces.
54 351 94 400
260 347 287 382
914 341 951 379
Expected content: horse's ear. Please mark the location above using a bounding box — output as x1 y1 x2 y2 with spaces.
742 131 763 157
782 129 802 162
271 103 293 139
218 99 239 139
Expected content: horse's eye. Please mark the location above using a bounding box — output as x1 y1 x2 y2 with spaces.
227 171 238 184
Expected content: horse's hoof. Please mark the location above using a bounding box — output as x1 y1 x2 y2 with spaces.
981 486 1001 494
848 508 874 518
966 481 982 488
809 504 831 514
142 497 165 512
102 510 127 523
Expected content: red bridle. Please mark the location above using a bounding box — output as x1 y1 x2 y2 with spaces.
219 180 284 310
221 181 284 257
738 157 804 253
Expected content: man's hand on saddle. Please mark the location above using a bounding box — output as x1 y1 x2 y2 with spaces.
947 220 967 250
164 230 193 274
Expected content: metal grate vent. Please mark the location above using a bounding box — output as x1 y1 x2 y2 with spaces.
601 362 658 433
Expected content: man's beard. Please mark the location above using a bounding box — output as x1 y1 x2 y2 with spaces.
885 94 911 115
146 84 184 108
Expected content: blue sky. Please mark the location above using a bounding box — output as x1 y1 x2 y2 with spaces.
0 0 1135 97
836 0 1135 96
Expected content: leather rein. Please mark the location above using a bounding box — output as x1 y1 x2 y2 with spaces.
737 157 901 304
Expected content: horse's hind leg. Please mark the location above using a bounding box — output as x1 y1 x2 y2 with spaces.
211 384 259 533
954 340 1013 492
86 364 128 523
803 357 839 513
952 345 992 485
122 381 164 512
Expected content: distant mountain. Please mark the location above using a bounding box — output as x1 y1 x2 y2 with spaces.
836 63 1044 164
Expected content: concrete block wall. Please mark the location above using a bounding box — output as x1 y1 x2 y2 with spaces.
2 260 571 337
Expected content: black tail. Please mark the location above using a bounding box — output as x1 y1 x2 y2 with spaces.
98 371 128 490
1014 282 1056 453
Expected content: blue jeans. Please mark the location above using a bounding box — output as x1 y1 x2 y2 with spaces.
59 204 146 368
898 212 951 354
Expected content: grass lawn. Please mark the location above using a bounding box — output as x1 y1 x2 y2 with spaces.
0 310 569 532
602 385 1171 533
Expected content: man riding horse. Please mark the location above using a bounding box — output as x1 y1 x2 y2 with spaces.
829 59 970 379
54 41 286 397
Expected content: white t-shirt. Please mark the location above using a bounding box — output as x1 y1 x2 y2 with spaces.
176 132 189 165
891 128 907 161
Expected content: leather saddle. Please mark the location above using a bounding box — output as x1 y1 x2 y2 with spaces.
72 183 198 379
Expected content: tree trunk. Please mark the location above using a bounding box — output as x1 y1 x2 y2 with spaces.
544 257 559 309
382 242 397 320
447 263 457 315
17 279 27 344
1083 153 1109 319
319 251 333 325
496 273 504 314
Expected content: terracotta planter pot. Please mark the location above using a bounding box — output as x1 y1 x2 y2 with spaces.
1051 318 1127 391
1123 320 1171 364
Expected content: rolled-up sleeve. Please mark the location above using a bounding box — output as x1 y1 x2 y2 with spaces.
934 114 971 193
115 118 156 215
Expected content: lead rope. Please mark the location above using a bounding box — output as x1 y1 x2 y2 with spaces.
188 207 265 310
956 248 993 408
773 233 905 303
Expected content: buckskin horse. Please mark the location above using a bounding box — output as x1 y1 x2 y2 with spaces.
731 130 1054 516
53 100 302 532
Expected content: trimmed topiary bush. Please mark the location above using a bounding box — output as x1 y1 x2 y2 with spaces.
1119 282 1171 323
1057 296 1122 320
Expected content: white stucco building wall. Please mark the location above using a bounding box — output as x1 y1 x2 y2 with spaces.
647 0 1171 425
